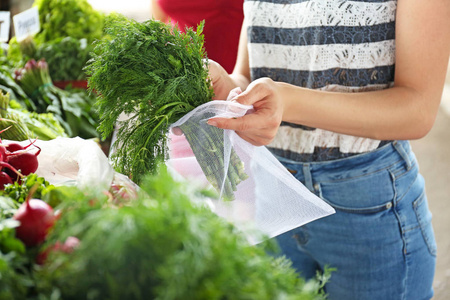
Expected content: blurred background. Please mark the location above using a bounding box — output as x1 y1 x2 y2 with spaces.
3 0 450 298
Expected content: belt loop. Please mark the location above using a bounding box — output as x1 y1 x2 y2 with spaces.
302 163 314 192
393 141 412 170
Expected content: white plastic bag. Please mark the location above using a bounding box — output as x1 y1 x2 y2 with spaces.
168 101 335 244
16 137 115 191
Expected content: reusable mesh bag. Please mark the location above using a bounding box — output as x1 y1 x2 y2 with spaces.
168 100 335 244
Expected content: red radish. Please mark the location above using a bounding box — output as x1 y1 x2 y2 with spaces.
0 145 6 162
5 142 25 153
0 171 13 188
60 236 80 252
0 161 23 183
6 142 41 177
7 151 40 176
14 198 56 247
0 139 40 184
36 236 80 265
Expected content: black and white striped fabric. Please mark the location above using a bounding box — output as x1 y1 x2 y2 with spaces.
244 0 396 162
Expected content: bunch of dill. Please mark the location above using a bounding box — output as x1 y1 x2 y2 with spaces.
85 14 214 184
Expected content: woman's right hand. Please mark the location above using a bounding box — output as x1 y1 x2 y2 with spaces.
207 77 284 146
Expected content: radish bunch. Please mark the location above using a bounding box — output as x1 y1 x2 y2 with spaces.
0 140 41 188
14 198 56 247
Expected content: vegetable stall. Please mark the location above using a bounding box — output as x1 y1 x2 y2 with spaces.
0 1 332 299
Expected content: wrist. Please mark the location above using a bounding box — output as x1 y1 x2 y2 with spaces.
230 73 250 91
277 82 296 122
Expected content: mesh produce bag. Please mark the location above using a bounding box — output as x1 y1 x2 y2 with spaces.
168 100 335 244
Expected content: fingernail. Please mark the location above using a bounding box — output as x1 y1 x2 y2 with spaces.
207 119 218 127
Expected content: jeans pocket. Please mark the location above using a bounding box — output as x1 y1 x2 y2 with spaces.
413 193 437 256
317 169 395 214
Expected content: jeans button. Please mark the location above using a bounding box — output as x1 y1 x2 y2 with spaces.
313 183 320 191
386 202 392 209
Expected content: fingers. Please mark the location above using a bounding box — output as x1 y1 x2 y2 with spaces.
206 113 277 146
230 78 273 106
206 117 272 146
207 113 258 133
226 87 242 100
171 127 183 136
206 77 281 146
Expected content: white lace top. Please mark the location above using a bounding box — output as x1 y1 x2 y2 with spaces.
244 0 396 161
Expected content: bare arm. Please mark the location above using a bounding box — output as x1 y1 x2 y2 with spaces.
209 0 450 145
281 0 450 140
209 18 251 100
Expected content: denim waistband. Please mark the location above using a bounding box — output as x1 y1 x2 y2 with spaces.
275 140 414 188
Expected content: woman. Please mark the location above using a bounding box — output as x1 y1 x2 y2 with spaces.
207 0 450 299
151 0 244 73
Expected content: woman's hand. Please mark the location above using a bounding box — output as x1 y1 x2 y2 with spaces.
208 59 237 100
207 77 284 146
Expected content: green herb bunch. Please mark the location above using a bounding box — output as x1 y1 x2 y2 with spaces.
0 173 53 206
86 14 214 184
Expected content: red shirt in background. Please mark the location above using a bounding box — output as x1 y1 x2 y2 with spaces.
157 0 244 73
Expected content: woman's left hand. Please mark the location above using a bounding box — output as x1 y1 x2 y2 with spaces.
207 77 284 146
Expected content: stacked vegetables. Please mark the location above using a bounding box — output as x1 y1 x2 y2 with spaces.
0 91 67 141
7 0 105 82
1 51 99 141
14 59 99 139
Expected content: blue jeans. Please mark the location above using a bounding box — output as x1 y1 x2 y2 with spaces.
274 141 436 300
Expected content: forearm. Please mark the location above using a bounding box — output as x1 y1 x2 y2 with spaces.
280 83 441 140
281 0 450 141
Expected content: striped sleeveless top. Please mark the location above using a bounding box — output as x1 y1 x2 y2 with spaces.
244 0 396 162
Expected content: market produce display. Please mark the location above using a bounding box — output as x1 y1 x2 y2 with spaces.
14 59 98 139
0 58 32 107
1 0 103 141
86 14 248 198
0 1 333 298
7 0 104 82
0 169 330 300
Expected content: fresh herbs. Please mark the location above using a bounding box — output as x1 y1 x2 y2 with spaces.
0 170 331 299
35 168 330 300
86 14 248 198
1 173 52 205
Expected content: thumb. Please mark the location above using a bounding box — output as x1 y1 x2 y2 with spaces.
231 80 268 106
226 87 242 101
